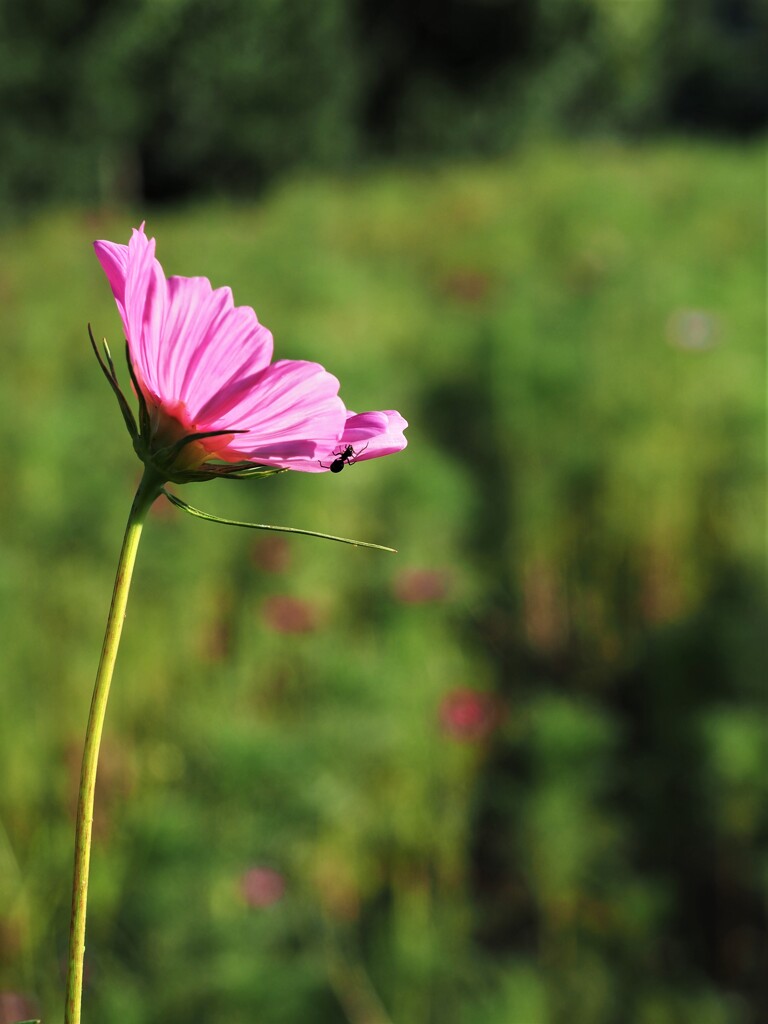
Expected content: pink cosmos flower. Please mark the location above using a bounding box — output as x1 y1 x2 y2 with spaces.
93 224 406 481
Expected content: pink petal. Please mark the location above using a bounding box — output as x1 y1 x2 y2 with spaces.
92 238 131 334
94 226 273 413
205 360 347 472
162 275 273 414
339 410 408 461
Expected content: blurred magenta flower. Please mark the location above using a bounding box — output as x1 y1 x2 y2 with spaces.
240 866 285 908
93 224 407 482
439 268 492 304
439 688 499 742
0 990 40 1024
665 308 720 351
262 594 320 634
251 535 292 573
394 567 452 603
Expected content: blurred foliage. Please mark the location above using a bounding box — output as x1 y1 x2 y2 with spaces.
0 0 766 208
0 142 765 1023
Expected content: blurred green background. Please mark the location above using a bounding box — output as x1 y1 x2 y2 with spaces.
0 2 766 1023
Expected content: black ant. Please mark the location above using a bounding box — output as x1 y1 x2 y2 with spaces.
320 443 368 473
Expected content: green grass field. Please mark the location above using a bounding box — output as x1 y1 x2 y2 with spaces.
0 142 765 1024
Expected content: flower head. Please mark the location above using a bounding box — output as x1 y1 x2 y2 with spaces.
93 225 407 483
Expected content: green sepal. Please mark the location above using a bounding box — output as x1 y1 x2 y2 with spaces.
162 489 397 553
200 462 289 480
153 428 245 466
88 324 138 441
153 457 287 485
147 429 250 481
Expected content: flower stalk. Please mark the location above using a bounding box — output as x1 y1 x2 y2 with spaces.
65 467 163 1024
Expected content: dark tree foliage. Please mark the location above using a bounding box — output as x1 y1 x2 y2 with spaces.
0 0 106 205
140 0 359 201
659 0 768 133
355 0 539 152
0 0 764 205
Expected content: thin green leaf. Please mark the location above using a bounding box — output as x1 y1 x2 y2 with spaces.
162 490 397 553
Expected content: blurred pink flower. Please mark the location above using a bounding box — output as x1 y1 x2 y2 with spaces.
439 268 492 304
0 991 40 1024
394 567 452 603
203 618 233 663
251 535 293 573
240 866 285 908
439 689 499 742
94 225 407 477
666 309 720 351
262 594 320 634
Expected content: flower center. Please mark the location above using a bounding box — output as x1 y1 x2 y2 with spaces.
148 400 225 471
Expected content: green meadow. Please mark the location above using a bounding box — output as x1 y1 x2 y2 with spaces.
0 142 765 1024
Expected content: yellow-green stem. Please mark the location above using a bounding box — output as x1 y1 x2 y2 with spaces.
65 468 163 1024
